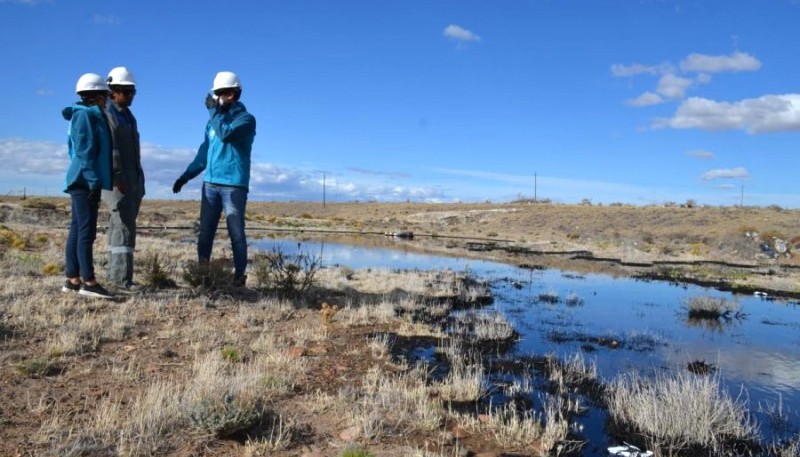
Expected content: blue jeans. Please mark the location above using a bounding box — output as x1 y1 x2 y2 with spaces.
198 182 248 277
65 189 100 281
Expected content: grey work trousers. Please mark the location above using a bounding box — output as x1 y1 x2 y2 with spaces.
103 188 142 286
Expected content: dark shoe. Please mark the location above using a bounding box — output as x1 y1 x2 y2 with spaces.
79 283 115 299
61 280 81 293
233 274 247 287
114 281 144 294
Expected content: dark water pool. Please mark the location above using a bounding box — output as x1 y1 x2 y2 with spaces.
255 238 800 452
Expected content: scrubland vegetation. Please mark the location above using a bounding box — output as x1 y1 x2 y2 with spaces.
2 198 800 456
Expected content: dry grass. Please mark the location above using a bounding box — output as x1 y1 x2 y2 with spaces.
685 296 743 319
606 370 759 453
2 199 798 456
348 365 444 439
456 395 576 456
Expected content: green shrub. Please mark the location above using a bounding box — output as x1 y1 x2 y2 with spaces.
182 258 234 291
41 261 60 276
221 345 242 363
15 357 59 378
341 445 373 457
142 251 177 288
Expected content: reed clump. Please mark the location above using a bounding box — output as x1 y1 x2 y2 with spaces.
606 370 758 454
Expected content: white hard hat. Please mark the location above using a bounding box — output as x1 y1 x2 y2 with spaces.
107 66 136 86
212 71 241 91
75 73 110 94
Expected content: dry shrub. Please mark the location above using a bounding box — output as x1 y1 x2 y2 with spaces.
251 247 321 298
0 225 26 249
606 370 758 454
184 353 267 437
348 365 443 440
685 296 742 320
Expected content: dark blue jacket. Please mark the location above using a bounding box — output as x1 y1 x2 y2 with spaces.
179 101 256 190
62 103 112 192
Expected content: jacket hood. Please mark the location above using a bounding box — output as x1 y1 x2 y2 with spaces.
62 103 92 121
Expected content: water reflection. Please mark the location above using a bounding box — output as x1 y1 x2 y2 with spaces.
254 237 800 445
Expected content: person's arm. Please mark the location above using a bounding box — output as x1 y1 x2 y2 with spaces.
209 110 256 143
71 111 101 190
107 107 127 193
173 128 211 193
181 134 209 182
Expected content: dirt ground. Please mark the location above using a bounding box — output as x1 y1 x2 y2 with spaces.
0 196 798 456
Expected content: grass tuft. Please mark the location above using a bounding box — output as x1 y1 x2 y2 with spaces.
606 370 758 453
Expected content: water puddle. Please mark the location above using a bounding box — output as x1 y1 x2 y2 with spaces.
255 237 800 453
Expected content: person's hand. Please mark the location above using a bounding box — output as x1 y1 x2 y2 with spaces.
115 179 128 194
172 177 187 193
87 189 101 206
204 94 217 110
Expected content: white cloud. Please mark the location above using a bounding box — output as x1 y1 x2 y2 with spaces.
0 0 52 4
0 137 453 203
653 94 800 133
656 73 693 99
680 51 761 73
348 167 411 179
0 137 68 174
687 149 715 160
695 73 712 84
702 167 749 181
443 24 481 43
626 92 664 107
92 13 120 26
611 62 673 77
35 89 53 96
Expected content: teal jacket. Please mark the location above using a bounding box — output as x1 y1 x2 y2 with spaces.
62 103 113 193
179 101 256 190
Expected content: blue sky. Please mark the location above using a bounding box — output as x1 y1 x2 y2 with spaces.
1 0 799 207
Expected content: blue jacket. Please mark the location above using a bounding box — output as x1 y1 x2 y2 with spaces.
179 101 256 190
62 103 113 193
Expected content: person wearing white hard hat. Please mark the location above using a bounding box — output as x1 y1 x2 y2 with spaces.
102 66 145 292
61 73 115 299
173 71 256 286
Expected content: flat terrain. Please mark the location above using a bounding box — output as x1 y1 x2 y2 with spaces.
1 197 798 456
7 197 795 294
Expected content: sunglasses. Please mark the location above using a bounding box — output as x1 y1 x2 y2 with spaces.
114 87 137 95
213 88 236 96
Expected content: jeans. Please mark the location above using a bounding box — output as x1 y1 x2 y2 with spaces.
198 182 248 277
65 188 100 281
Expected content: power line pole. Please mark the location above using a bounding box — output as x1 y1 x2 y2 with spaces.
740 181 744 207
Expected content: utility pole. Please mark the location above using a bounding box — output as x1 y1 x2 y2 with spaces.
740 181 744 207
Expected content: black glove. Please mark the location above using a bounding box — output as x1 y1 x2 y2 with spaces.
87 189 101 206
173 177 187 194
204 94 217 110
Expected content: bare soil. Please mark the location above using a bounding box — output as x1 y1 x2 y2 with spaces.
1 196 798 456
